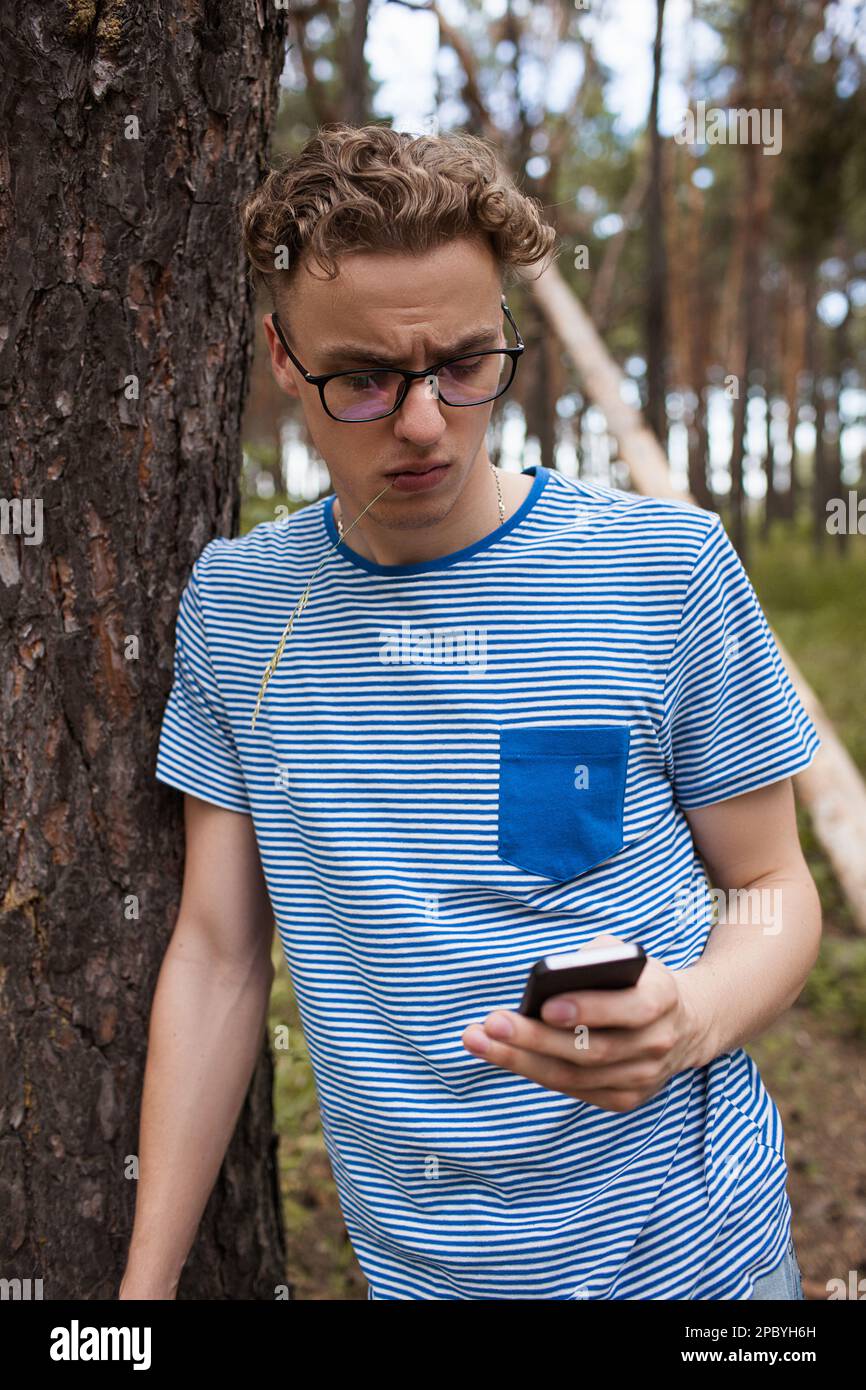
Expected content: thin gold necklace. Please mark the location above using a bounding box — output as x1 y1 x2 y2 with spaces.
336 461 505 539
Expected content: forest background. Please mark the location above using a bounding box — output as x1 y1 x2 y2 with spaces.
240 0 866 1299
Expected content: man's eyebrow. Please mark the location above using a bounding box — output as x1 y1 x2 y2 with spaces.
315 327 501 370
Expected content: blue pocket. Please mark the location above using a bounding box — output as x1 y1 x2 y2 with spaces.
497 726 630 881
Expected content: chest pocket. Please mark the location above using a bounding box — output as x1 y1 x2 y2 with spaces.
497 725 631 881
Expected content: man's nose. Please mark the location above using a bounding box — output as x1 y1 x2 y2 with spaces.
393 374 447 442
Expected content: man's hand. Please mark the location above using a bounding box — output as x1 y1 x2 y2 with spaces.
461 934 708 1112
461 783 821 1113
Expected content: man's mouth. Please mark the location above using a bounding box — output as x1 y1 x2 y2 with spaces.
384 461 451 493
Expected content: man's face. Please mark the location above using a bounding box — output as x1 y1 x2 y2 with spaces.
263 236 507 532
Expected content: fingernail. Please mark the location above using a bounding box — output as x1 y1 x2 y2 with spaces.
464 1026 490 1054
485 1013 514 1040
543 1000 577 1023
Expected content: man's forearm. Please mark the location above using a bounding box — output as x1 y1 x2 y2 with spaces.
679 869 822 1070
119 930 274 1298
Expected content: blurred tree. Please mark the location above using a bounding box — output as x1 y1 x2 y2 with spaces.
241 0 866 540
645 0 670 445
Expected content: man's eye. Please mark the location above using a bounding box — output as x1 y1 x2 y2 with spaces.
446 358 484 376
346 371 387 391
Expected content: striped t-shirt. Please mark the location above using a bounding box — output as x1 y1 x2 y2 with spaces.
155 464 820 1300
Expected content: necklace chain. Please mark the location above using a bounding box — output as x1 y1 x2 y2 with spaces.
336 461 505 539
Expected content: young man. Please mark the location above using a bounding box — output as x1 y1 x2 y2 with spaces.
123 125 821 1301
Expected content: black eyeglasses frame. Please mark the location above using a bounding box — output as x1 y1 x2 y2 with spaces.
269 299 525 423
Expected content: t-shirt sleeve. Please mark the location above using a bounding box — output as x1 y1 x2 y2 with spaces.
155 542 251 814
660 513 821 808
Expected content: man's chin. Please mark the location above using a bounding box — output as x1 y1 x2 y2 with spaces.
368 476 464 529
376 497 457 531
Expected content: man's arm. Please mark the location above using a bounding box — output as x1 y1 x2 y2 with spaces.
675 776 822 1066
119 793 276 1299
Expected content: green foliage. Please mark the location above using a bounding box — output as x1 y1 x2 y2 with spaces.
748 522 866 776
241 493 305 535
800 937 866 1041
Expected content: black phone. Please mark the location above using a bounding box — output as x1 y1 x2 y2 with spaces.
518 942 647 1020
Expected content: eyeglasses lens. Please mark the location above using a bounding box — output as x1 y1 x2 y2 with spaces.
323 352 510 421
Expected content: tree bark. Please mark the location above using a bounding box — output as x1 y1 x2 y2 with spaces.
342 0 371 124
0 0 289 1298
760 265 777 538
589 161 650 335
794 261 819 525
518 297 554 470
644 0 669 445
779 269 802 522
728 0 774 564
829 298 850 554
811 367 827 553
680 143 713 509
728 153 757 562
763 386 775 538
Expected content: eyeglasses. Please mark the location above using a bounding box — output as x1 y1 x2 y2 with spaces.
270 300 524 423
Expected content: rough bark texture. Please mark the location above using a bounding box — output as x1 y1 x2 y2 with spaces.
0 0 289 1298
644 0 668 447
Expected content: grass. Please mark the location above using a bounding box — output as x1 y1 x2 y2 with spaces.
747 518 866 1041
747 517 866 775
745 518 866 1290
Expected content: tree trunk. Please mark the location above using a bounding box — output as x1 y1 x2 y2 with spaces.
342 0 371 124
682 145 713 509
688 388 713 509
644 0 668 444
830 304 850 554
793 261 818 525
488 405 504 469
729 101 758 554
0 2 289 1298
574 399 586 478
763 387 775 538
811 369 827 553
522 299 556 471
728 0 775 563
761 267 777 539
779 269 801 522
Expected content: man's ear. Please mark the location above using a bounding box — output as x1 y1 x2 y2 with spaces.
263 312 300 400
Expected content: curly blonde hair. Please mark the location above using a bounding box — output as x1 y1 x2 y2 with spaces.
240 123 558 309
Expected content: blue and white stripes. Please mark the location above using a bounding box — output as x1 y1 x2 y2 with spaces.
156 465 820 1299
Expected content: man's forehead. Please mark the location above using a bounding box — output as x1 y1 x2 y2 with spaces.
286 240 500 317
292 283 496 327
313 321 502 369
281 272 503 365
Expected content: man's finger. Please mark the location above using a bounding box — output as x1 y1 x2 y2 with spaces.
479 1010 672 1067
539 984 657 1029
462 1027 655 1098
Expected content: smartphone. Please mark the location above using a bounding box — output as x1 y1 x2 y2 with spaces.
518 942 647 1019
